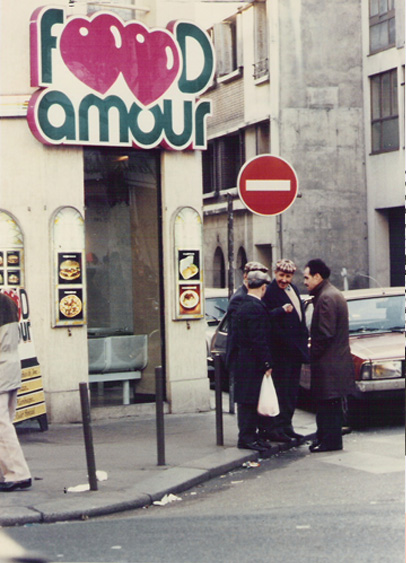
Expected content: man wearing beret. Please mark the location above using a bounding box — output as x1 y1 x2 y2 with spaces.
262 259 309 443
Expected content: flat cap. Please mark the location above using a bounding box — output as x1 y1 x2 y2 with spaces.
244 261 268 273
275 258 296 273
247 270 271 288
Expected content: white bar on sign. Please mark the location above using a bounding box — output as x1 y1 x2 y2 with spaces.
246 180 290 192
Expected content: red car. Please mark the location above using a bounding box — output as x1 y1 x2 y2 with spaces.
300 287 405 425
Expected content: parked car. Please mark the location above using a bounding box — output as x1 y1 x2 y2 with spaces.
210 287 405 423
300 286 405 425
204 288 229 382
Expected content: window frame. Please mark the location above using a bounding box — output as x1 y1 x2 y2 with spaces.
370 69 399 154
369 0 396 53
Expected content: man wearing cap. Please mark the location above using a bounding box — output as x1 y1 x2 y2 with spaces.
234 270 274 453
225 261 269 376
262 259 309 443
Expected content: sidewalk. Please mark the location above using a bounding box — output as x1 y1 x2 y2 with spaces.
1 397 316 527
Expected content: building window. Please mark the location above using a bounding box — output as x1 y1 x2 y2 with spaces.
213 247 226 288
203 132 245 194
371 69 399 153
369 0 395 53
253 2 269 80
255 121 270 154
212 15 242 78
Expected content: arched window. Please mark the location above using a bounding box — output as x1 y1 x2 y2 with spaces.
213 247 225 288
236 247 247 287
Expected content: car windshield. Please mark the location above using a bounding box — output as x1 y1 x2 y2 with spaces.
205 296 229 324
348 294 404 334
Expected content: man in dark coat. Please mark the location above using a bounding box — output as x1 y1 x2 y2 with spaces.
262 259 309 443
304 259 354 452
225 261 269 371
234 270 273 453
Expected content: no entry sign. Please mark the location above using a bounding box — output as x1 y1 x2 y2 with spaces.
237 154 298 216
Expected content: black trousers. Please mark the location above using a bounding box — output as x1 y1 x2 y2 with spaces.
260 360 302 435
237 403 266 445
316 398 343 449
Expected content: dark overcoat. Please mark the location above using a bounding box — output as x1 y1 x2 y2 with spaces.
309 279 354 400
225 284 247 369
234 294 273 404
263 279 309 364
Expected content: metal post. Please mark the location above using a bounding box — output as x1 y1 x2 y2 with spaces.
155 366 166 466
214 354 224 446
227 192 235 414
79 382 98 491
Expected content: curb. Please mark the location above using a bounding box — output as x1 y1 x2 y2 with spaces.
0 434 315 527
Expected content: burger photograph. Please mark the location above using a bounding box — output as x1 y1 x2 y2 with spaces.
58 253 82 283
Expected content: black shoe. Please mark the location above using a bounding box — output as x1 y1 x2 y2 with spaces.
265 430 296 443
238 440 271 453
284 428 305 440
0 478 32 492
309 443 342 453
342 426 352 436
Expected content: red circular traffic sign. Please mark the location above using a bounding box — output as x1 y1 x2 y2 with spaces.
237 154 298 216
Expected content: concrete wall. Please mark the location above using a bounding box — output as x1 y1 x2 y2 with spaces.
274 0 369 291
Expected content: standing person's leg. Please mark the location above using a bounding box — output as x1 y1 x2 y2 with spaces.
282 361 303 436
310 398 343 452
237 403 259 447
0 390 31 488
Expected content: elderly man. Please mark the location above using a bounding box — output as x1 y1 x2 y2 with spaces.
234 270 273 453
262 259 309 443
304 259 354 452
225 261 269 375
0 292 32 491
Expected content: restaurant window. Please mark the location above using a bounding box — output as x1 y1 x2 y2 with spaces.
369 0 395 53
203 132 245 195
84 148 163 406
371 69 399 153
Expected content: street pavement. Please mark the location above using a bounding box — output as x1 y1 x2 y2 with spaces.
0 395 317 527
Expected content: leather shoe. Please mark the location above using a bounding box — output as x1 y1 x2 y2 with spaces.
0 478 32 492
238 440 271 454
309 443 342 453
284 428 304 440
265 430 296 443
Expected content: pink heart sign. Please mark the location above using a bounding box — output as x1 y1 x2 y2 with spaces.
60 14 122 95
60 14 181 106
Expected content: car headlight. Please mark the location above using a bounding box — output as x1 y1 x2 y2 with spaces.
360 360 403 380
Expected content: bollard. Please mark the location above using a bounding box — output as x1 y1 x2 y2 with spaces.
214 354 224 446
79 382 98 491
155 366 166 466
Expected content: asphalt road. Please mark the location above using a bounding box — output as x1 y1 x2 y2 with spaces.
7 422 404 563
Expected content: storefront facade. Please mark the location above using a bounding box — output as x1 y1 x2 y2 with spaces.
0 0 213 422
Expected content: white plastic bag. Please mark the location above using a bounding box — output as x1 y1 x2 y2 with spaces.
257 373 280 417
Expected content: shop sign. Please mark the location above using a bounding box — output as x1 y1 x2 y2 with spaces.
52 207 86 327
27 7 215 150
173 208 203 320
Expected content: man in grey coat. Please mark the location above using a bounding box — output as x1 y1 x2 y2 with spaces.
0 292 32 491
304 259 354 452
